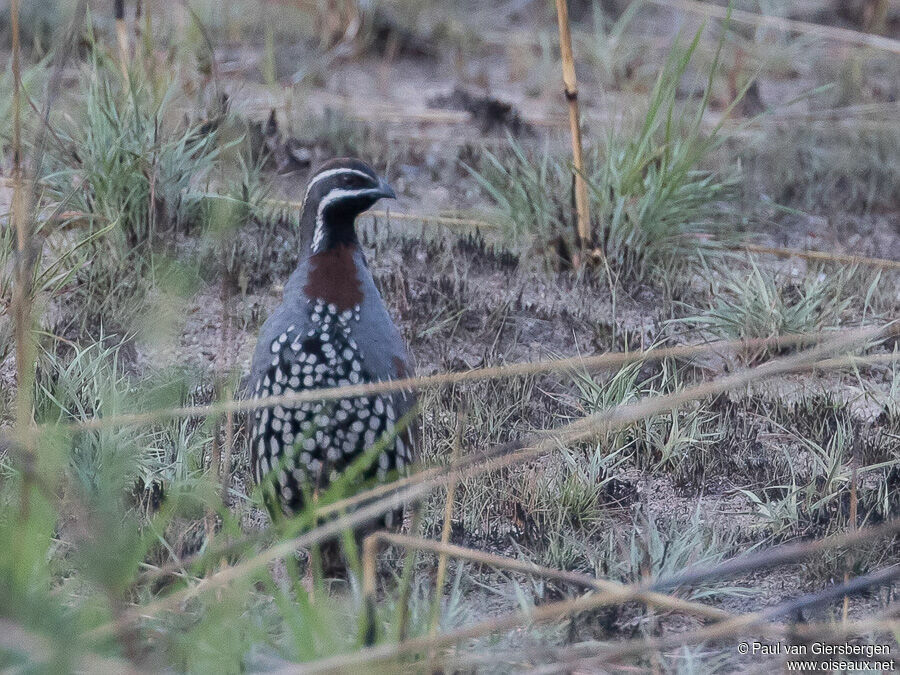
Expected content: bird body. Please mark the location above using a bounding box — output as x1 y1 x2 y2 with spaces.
248 159 414 519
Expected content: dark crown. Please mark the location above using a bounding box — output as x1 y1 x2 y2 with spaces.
301 158 396 253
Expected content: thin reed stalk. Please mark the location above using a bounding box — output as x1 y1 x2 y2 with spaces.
35 330 894 435
554 0 593 258
114 0 130 81
9 0 38 540
41 193 900 272
86 329 891 640
367 532 731 623
294 532 900 673
428 412 464 639
646 0 900 54
9 0 29 424
140 0 154 80
367 206 900 272
532 567 900 674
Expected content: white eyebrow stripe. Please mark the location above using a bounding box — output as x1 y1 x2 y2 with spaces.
304 168 374 200
311 187 382 253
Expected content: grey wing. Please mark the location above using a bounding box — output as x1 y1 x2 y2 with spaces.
353 270 419 459
247 265 311 396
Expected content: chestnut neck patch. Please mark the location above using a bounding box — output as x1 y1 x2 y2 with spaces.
303 244 363 310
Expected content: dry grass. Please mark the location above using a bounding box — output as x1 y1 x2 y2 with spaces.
1 0 898 672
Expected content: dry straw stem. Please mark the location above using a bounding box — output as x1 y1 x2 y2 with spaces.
45 193 899 273
365 211 900 271
9 0 31 425
736 243 900 272
255 97 896 134
428 413 465 638
295 530 900 673
554 0 593 255
528 567 900 674
9 0 39 539
357 206 900 273
733 101 900 123
367 209 498 232
114 0 130 81
7 0 87 450
646 0 900 54
365 531 731 623
456 617 900 673
68 336 899 587
256 198 501 231
49 330 893 434
87 327 889 640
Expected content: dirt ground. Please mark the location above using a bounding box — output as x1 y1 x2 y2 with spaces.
1 0 899 671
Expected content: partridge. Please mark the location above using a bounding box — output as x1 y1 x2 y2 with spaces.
248 158 415 526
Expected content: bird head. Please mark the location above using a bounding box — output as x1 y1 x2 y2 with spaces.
301 158 396 254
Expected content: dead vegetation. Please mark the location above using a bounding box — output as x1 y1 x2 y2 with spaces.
0 0 898 672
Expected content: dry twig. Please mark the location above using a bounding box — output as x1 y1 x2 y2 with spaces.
366 532 732 623
646 0 900 54
39 330 896 434
295 532 900 673
554 0 593 258
86 328 890 640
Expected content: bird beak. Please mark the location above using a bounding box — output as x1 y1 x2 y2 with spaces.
376 177 397 200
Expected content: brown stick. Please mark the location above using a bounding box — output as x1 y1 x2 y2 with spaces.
9 0 37 525
554 0 593 260
369 532 731 623
42 330 888 434
429 412 465 639
646 0 900 54
114 0 130 81
84 330 890 640
293 535 900 673
735 242 900 272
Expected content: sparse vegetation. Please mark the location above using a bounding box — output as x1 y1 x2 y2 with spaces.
744 124 900 214
677 260 859 363
0 0 897 672
41 57 220 337
469 26 743 286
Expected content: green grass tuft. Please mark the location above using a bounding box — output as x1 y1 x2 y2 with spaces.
468 25 744 286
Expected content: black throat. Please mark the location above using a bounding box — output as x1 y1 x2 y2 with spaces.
317 212 359 251
307 194 376 254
